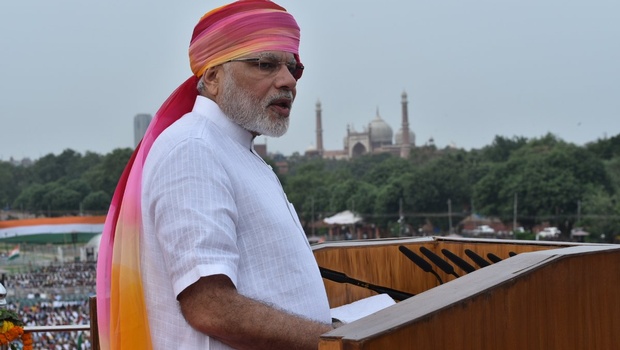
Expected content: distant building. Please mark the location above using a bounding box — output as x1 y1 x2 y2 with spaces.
275 161 289 174
134 113 153 147
307 91 415 159
254 143 267 158
8 157 33 167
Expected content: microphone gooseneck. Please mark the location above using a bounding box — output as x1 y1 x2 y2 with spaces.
419 246 459 278
464 249 491 268
487 253 503 263
441 248 476 274
398 245 443 285
319 266 414 301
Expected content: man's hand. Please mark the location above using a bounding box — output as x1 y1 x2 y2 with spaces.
178 274 333 350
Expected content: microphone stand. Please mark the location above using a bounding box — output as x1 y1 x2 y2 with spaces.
319 267 414 301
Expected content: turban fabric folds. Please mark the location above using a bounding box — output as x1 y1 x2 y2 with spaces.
190 0 301 77
95 2 301 349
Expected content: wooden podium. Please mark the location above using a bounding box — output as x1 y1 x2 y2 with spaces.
314 237 620 349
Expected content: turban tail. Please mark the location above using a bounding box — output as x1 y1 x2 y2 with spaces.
95 1 301 349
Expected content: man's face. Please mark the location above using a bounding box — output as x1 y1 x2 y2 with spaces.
217 51 298 137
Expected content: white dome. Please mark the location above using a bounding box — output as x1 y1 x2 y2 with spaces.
369 110 393 144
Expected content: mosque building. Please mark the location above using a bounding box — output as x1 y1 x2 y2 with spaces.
305 91 415 159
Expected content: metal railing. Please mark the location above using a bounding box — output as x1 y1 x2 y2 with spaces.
24 325 90 333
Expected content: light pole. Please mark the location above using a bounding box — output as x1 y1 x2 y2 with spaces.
513 193 518 233
311 196 315 236
448 199 453 234
398 197 404 236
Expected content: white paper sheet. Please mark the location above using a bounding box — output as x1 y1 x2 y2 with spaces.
330 293 396 324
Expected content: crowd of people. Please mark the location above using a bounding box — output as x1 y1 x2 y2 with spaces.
4 261 95 349
5 261 96 293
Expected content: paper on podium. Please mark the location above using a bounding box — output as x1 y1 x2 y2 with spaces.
330 293 396 324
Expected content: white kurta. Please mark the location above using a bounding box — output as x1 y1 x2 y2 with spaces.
141 96 331 350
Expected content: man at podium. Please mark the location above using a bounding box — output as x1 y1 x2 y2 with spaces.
96 1 333 349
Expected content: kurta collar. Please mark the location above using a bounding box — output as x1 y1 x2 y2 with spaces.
192 95 255 150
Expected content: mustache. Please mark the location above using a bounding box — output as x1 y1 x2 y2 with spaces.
265 92 294 106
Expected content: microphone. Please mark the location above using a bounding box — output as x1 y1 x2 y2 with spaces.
319 267 414 301
464 249 491 268
486 253 503 263
419 246 459 278
398 245 443 285
441 249 476 274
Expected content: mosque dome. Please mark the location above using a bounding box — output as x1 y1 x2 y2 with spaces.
369 109 393 144
304 143 320 156
395 128 416 145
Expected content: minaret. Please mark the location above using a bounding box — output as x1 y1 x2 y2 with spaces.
315 100 324 156
400 91 411 159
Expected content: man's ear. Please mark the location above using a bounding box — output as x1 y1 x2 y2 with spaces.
202 66 223 99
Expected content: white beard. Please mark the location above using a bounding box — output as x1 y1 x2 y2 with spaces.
218 70 292 137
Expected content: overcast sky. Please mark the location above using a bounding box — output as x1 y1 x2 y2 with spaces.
1 0 618 161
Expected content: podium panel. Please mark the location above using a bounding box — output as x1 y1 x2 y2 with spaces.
315 238 620 349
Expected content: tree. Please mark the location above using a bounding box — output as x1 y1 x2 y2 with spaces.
82 148 133 195
12 183 49 213
374 178 404 229
66 179 92 199
73 151 103 175
30 149 84 183
0 162 16 209
30 153 64 184
349 182 378 217
327 179 361 214
82 191 112 212
604 156 620 195
586 134 620 160
323 179 379 218
283 158 334 229
348 153 393 180
401 151 474 231
42 185 82 214
480 135 528 163
580 185 620 242
409 144 440 166
473 135 611 232
360 155 414 187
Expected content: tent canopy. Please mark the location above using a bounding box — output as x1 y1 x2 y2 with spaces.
571 229 590 237
323 210 363 225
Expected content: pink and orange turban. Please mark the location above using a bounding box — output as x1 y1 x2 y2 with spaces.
96 2 301 349
189 0 301 77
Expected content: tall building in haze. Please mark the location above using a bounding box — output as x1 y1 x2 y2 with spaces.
134 113 152 147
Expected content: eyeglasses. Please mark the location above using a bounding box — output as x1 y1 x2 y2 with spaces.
225 57 304 80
